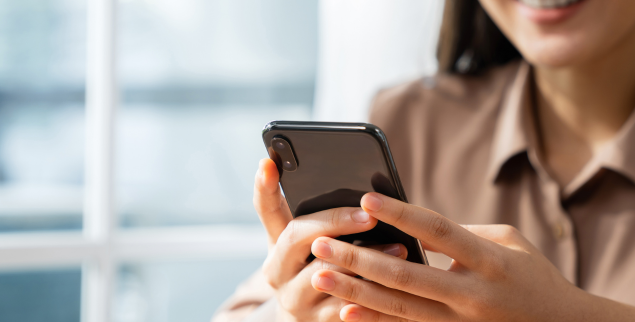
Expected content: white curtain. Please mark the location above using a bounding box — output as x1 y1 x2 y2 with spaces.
313 0 445 122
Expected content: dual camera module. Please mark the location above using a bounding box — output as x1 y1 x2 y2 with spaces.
271 137 298 172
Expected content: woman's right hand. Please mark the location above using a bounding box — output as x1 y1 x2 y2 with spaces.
254 158 407 322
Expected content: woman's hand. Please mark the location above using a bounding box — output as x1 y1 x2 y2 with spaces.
254 159 407 322
309 192 604 322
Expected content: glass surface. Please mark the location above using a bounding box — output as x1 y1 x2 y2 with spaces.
114 257 265 322
0 267 82 322
117 104 310 226
117 0 318 227
0 0 86 232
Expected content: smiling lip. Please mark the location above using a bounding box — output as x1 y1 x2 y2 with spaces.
516 0 586 24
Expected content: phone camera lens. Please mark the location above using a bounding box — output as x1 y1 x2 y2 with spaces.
271 138 297 171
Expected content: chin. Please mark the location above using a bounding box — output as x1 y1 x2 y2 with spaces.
516 36 590 68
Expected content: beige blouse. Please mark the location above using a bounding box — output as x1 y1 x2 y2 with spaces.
212 60 635 321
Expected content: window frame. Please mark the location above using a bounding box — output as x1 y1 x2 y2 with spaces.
0 1 267 321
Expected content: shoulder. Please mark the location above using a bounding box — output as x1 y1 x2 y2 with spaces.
369 60 521 129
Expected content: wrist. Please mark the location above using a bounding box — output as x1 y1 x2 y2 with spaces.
570 288 635 322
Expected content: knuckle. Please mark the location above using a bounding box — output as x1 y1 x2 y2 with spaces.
342 247 360 269
499 224 519 240
482 251 510 280
481 224 522 248
428 215 452 240
326 208 343 229
281 220 300 245
393 204 413 226
344 281 363 302
387 297 409 317
263 273 277 289
262 263 279 289
387 264 413 288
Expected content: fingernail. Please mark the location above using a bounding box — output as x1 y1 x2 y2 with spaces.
312 240 333 258
352 210 370 223
363 194 383 211
383 244 402 257
343 312 361 322
316 276 335 291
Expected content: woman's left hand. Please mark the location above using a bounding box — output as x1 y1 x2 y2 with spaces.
309 192 594 322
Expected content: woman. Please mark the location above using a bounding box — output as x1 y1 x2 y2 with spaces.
214 0 635 321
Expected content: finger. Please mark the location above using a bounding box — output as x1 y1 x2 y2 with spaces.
312 237 464 302
312 270 457 321
361 192 485 268
340 304 400 322
315 295 352 322
278 293 347 322
462 224 536 251
254 158 293 245
281 259 355 308
283 244 409 307
264 207 378 287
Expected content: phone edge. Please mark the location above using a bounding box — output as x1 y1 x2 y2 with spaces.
262 120 429 265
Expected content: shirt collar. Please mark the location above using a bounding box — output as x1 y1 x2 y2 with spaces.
600 108 635 184
486 61 533 182
560 108 635 197
487 60 635 189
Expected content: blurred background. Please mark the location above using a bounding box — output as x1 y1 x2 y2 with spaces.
0 0 442 321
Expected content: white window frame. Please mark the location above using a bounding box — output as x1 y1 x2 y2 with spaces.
0 1 267 321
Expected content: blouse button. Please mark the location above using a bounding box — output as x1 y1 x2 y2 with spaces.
553 222 566 240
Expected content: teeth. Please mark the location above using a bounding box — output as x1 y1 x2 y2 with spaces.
518 0 582 9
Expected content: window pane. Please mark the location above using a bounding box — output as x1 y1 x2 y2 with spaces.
117 0 318 227
0 0 85 232
0 267 82 322
114 257 265 322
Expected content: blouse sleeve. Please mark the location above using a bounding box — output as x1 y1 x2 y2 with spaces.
211 268 277 322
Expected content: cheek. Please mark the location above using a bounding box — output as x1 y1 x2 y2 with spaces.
477 0 522 47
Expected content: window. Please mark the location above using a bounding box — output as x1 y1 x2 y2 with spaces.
0 0 317 321
0 0 86 233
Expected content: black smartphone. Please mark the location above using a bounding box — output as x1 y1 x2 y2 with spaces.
262 120 428 265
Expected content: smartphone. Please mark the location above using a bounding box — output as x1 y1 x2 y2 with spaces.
262 121 428 265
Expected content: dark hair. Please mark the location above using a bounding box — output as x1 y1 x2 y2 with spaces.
437 0 521 75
